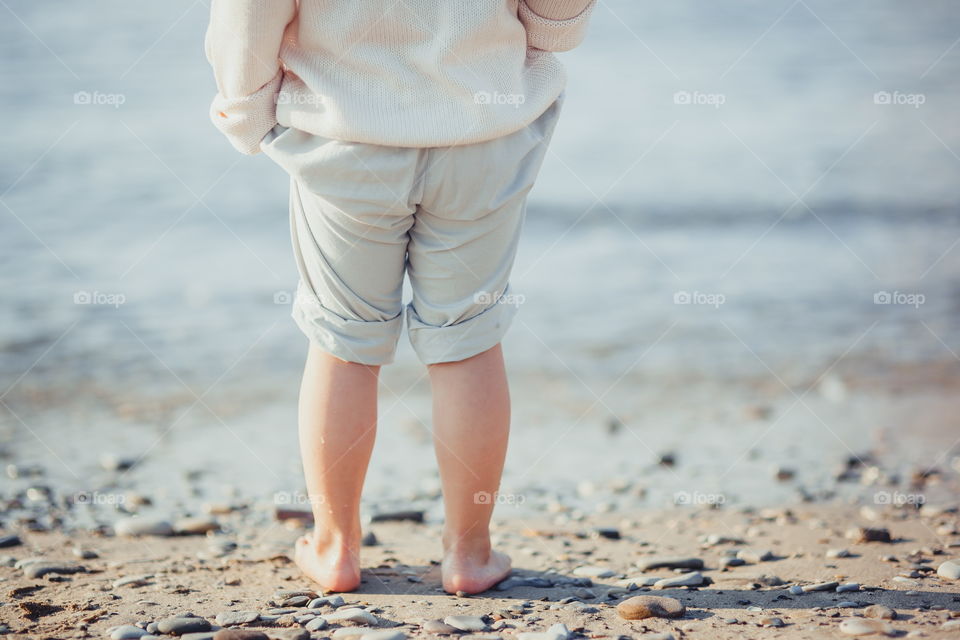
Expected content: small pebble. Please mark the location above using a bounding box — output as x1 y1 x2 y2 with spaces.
156 616 211 635
572 565 615 578
838 617 894 636
864 605 896 620
113 575 152 589
654 571 704 589
443 616 487 632
114 518 174 537
305 617 328 632
24 563 85 579
214 611 259 627
615 595 685 620
110 625 149 640
636 557 703 571
736 549 774 563
213 631 268 640
326 608 378 626
422 620 458 634
936 560 960 580
0 535 22 548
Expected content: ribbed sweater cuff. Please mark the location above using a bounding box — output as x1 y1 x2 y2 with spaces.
519 0 597 52
209 69 282 155
523 0 595 20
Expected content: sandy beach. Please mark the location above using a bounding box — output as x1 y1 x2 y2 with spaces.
3 487 960 639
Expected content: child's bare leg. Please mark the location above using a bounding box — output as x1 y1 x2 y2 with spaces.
428 343 512 594
294 344 379 592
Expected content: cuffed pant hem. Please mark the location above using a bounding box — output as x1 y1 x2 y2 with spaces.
292 294 403 366
405 297 520 365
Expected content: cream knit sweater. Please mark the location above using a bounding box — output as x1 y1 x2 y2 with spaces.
205 0 596 154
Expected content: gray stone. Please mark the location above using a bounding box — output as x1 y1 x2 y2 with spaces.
305 617 328 632
174 517 219 535
115 518 174 537
422 620 458 634
110 625 149 640
495 576 553 590
736 549 774 563
213 631 269 640
113 575 153 588
864 605 896 620
827 548 852 558
0 535 22 548
802 581 839 593
24 563 85 579
326 608 378 626
307 595 344 608
836 582 860 593
788 585 804 595
937 559 960 580
654 571 704 589
636 557 703 572
572 565 616 578
760 617 784 628
443 616 487 632
215 611 259 626
156 617 211 635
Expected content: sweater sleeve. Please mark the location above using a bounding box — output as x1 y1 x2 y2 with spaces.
204 0 297 155
518 0 597 52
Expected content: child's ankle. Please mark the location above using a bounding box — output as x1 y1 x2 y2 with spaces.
309 526 361 552
442 529 492 556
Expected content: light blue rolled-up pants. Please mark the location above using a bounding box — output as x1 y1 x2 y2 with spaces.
260 91 564 365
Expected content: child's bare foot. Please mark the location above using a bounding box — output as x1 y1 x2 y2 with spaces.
293 532 361 592
441 545 512 594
